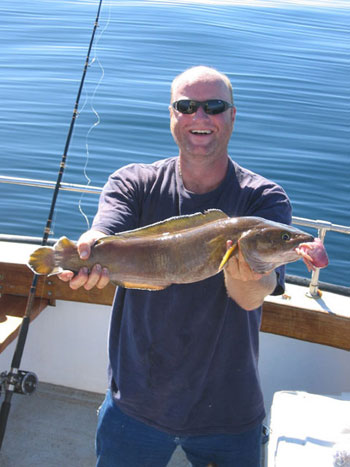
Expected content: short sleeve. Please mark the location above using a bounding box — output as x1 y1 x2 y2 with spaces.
92 166 142 235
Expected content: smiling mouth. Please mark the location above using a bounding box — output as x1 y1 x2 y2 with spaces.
190 130 212 135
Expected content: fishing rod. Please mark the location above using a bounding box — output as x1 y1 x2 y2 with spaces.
0 0 104 449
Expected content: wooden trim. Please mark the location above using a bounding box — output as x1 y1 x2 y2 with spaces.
261 300 350 351
0 262 115 306
0 261 116 353
0 295 49 353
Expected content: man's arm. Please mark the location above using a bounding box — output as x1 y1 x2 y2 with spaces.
58 229 110 290
223 242 277 311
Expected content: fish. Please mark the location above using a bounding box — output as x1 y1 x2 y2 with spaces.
27 209 328 291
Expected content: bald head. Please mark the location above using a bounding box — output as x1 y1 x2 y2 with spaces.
170 66 234 104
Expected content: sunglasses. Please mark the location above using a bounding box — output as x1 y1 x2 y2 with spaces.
172 99 234 115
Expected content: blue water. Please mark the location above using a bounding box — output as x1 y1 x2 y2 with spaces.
0 0 349 286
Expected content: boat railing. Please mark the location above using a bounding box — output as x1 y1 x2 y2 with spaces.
0 175 102 195
291 216 349 297
1 175 349 298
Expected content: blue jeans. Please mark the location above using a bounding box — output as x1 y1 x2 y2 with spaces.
96 390 262 467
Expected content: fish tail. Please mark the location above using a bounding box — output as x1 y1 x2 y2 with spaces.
28 246 56 275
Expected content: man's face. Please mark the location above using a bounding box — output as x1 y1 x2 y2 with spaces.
169 75 236 161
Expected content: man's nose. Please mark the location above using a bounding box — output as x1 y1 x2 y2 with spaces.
192 105 210 119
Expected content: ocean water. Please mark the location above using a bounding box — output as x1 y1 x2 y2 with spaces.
0 0 349 286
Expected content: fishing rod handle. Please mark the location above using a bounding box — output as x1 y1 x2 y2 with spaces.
11 316 30 370
0 397 12 450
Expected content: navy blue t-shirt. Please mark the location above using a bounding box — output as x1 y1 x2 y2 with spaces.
92 156 292 435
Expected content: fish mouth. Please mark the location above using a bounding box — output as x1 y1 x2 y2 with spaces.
295 238 329 271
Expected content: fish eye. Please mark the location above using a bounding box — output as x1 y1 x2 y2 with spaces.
281 232 291 241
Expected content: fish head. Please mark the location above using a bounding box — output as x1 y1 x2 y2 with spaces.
238 221 316 274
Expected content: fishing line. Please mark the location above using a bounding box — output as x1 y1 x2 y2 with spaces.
0 0 104 450
78 0 112 230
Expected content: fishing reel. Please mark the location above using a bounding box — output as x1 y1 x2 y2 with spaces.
0 370 38 396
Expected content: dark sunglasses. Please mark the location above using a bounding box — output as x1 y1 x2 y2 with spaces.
172 99 234 115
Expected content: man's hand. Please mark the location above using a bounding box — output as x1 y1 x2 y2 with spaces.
224 240 264 282
58 230 110 290
223 240 277 310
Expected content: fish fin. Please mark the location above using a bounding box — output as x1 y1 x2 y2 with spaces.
111 280 169 291
109 209 228 239
54 236 77 252
27 246 57 275
218 244 237 271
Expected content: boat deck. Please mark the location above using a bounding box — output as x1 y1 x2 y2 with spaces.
0 382 189 467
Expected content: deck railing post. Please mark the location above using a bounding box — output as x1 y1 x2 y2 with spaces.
307 226 329 298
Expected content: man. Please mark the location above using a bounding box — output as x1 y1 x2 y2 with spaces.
60 66 291 466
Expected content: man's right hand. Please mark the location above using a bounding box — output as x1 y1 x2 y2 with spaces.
58 230 110 290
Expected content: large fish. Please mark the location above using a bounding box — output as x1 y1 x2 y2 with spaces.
27 209 328 291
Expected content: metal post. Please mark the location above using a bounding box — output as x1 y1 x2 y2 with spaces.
307 226 328 298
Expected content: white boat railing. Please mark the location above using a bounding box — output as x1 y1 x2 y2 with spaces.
0 175 102 195
1 175 349 297
291 217 349 296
